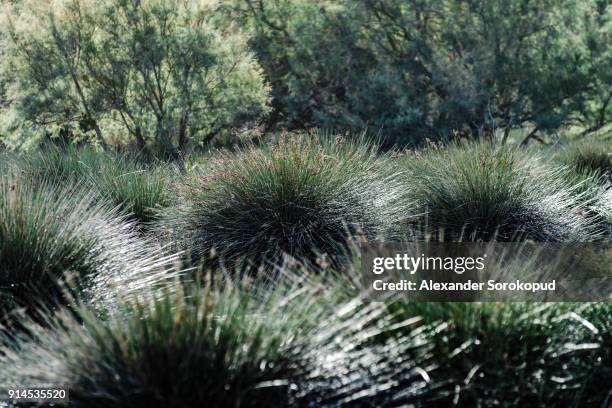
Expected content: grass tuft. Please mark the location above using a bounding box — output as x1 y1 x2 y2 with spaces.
557 139 612 183
402 143 604 241
394 302 611 407
18 144 175 226
157 135 410 268
0 275 441 407
0 175 176 321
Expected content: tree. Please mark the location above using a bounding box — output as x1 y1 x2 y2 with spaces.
234 0 611 146
562 0 612 139
1 0 270 154
1 0 108 148
233 0 378 135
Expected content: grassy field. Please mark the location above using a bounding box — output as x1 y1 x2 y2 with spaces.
0 134 611 407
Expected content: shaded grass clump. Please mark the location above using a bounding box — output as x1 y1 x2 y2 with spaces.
0 275 442 408
392 302 612 407
158 135 410 268
0 176 175 321
327 242 611 406
18 144 174 225
91 160 174 226
402 143 603 241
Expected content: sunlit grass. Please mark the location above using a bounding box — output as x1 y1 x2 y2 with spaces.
0 273 442 407
0 138 609 407
157 134 411 269
0 175 177 322
402 143 605 241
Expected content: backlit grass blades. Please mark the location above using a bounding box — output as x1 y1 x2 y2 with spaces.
402 143 605 241
0 175 178 319
0 276 441 408
157 135 411 268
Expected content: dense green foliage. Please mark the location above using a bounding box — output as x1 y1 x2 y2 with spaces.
1 285 307 407
1 0 270 154
1 0 610 149
547 139 611 234
233 0 611 145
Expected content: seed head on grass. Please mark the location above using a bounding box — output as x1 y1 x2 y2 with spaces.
158 135 410 268
403 143 604 241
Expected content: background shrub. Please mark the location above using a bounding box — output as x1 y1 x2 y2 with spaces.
231 0 611 146
158 135 410 268
1 0 270 154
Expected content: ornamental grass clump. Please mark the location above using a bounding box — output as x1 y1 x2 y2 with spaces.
159 135 409 268
0 275 442 408
393 301 611 407
557 139 612 183
0 286 305 407
19 145 174 225
90 158 174 226
552 140 612 236
403 143 604 241
0 176 175 320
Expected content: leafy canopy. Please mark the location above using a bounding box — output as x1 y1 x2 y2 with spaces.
234 0 611 146
1 0 271 154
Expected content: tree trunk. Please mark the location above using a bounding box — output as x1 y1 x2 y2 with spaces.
156 117 177 158
520 127 542 146
178 112 189 152
134 127 146 150
70 72 107 150
501 125 511 145
578 94 610 138
91 120 106 149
